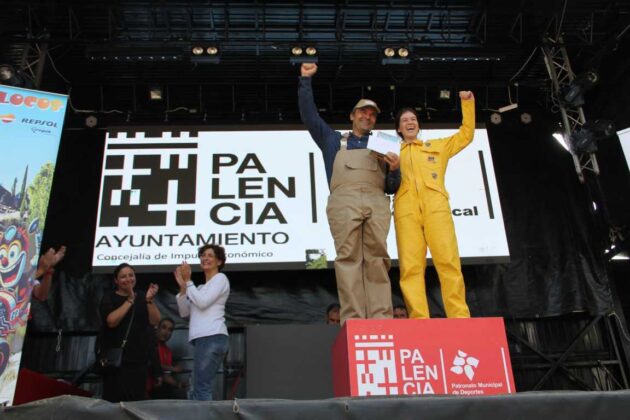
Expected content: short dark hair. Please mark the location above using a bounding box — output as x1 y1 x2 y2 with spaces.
327 303 340 315
393 305 408 312
198 244 226 270
159 317 175 328
113 263 134 279
394 107 419 139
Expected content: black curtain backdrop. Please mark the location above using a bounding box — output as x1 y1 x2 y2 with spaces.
29 104 620 333
468 107 612 318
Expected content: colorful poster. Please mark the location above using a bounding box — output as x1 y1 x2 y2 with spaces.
0 86 67 405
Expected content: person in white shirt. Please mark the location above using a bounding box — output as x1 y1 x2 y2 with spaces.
174 244 230 401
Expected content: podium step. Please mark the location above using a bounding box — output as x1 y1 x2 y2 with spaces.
332 318 515 397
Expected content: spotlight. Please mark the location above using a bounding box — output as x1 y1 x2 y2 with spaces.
289 46 318 64
520 112 532 124
149 86 163 100
490 113 502 125
0 64 30 88
85 115 98 128
439 89 451 100
0 65 15 82
605 228 628 260
191 45 221 64
560 70 599 107
397 48 409 58
569 119 614 153
381 47 411 65
87 47 185 62
553 132 570 151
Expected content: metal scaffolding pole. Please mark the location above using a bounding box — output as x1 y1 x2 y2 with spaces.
542 37 599 183
18 38 49 90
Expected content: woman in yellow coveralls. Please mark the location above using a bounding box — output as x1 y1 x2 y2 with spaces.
393 91 475 319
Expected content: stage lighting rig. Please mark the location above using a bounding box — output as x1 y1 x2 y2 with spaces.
559 70 599 107
289 46 318 64
439 89 451 100
605 227 628 260
0 64 30 88
85 115 98 128
381 47 410 65
569 119 614 153
86 46 184 62
416 55 502 63
490 113 502 125
149 86 163 100
190 45 221 64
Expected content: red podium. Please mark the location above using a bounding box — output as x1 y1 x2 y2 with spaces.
12 368 92 405
332 318 515 397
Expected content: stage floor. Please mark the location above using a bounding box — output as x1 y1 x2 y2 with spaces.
3 391 630 419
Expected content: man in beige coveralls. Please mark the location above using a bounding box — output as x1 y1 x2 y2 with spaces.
298 63 401 323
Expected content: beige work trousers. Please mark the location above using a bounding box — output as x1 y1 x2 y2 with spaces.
326 147 393 322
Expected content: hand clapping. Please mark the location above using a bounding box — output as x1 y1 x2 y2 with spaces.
173 262 191 292
146 283 159 301
37 245 67 276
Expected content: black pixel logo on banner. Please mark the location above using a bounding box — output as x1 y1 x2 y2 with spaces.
99 140 198 227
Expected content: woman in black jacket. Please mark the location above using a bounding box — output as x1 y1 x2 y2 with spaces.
99 263 160 401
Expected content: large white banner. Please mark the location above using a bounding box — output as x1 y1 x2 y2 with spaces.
618 127 630 173
92 127 509 272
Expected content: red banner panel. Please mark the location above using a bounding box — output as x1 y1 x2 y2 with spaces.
332 318 515 397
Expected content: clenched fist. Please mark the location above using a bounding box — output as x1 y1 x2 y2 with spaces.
459 91 474 100
301 63 318 78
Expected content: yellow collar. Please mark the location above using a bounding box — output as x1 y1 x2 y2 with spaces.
401 139 423 148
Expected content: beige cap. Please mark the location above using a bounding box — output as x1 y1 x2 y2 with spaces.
352 98 381 114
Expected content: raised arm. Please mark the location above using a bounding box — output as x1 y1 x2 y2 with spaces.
174 265 191 318
32 270 54 301
298 63 337 150
445 91 476 157
32 245 67 301
34 246 66 279
145 283 161 326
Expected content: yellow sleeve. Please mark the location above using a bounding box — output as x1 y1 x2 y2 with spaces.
445 98 475 158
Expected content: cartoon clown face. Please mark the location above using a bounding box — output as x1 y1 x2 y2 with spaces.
0 226 28 289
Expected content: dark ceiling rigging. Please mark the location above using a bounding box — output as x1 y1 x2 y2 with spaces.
0 1 629 125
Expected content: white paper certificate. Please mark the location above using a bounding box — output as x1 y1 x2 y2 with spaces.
367 130 401 156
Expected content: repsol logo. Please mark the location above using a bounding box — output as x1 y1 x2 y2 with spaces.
0 90 64 112
21 118 57 127
0 113 15 123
